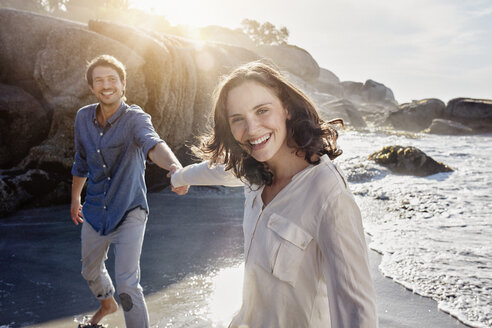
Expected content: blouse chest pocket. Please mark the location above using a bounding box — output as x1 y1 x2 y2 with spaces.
265 213 313 287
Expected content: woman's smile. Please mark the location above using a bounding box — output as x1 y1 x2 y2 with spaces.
249 133 272 150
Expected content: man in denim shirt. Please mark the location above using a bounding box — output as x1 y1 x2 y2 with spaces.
70 55 187 327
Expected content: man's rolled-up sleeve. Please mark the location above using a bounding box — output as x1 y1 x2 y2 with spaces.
132 109 163 158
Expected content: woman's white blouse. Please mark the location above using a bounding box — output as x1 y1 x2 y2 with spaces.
171 155 378 328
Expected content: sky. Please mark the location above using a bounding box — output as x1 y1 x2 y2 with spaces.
131 0 492 104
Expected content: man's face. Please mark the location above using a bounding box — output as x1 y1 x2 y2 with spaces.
89 65 126 107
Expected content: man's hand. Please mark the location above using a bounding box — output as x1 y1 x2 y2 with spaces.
71 199 84 225
167 164 189 195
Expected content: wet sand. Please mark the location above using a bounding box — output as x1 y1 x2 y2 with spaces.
0 187 468 327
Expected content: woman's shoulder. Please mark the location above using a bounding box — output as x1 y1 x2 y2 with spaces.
308 155 348 198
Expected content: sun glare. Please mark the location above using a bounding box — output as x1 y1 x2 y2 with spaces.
207 264 244 324
130 0 235 28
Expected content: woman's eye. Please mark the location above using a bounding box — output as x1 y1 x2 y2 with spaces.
231 117 243 123
257 108 268 114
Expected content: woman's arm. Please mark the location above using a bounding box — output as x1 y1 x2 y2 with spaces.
318 190 378 328
171 161 244 188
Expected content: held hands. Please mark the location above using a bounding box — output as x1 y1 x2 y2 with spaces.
71 199 84 225
167 164 189 195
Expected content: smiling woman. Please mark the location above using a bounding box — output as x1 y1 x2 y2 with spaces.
170 61 377 328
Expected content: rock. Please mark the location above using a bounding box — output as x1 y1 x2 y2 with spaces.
361 79 395 103
199 25 256 49
369 145 453 176
312 68 343 96
443 98 492 132
256 44 320 81
0 84 49 168
319 98 367 128
428 119 473 135
385 98 445 132
0 169 59 217
341 81 363 101
342 79 395 105
0 8 83 99
319 68 340 85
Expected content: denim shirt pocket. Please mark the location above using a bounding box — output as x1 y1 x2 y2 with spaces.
266 213 313 287
101 143 126 170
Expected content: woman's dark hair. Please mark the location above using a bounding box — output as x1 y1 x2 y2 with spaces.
194 61 343 186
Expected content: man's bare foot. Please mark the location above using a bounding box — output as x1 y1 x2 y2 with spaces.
88 297 118 325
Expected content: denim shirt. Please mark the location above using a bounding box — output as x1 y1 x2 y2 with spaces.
71 102 163 235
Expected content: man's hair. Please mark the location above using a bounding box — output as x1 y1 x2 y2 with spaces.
193 61 343 186
85 55 126 86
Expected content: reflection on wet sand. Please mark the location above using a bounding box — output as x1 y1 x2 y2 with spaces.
28 264 244 328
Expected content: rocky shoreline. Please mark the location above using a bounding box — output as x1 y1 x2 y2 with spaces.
1 8 491 217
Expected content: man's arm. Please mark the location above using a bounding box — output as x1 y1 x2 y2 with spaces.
148 142 182 171
71 176 87 225
148 142 189 195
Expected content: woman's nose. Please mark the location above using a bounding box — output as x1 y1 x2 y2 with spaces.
245 117 260 135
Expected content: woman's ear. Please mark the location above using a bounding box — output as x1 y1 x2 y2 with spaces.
284 106 291 120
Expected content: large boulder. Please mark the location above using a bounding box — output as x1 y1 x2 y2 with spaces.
256 44 320 81
312 68 343 96
369 145 453 176
318 98 367 128
199 25 256 49
385 98 445 132
340 81 364 102
342 79 395 105
428 119 473 135
0 8 83 99
443 98 492 132
361 79 395 103
0 84 49 168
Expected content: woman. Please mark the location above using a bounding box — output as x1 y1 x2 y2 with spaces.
170 62 378 327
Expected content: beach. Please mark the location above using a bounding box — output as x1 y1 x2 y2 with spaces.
0 185 469 327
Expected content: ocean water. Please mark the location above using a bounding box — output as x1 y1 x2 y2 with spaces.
338 131 492 328
1 131 491 328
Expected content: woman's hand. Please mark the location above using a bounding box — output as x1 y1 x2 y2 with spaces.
167 164 189 195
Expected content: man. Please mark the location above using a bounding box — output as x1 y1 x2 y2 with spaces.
71 54 188 327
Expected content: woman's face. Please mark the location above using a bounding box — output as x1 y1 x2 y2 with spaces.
226 81 291 165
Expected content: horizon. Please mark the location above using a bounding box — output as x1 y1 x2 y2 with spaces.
131 0 492 105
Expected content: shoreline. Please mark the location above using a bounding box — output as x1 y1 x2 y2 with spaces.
369 246 469 328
